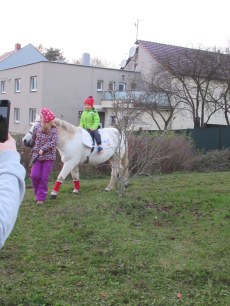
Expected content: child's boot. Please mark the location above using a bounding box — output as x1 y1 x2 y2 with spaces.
97 146 103 154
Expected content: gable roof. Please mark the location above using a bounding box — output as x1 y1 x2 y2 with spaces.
0 50 16 62
137 40 230 80
0 44 48 71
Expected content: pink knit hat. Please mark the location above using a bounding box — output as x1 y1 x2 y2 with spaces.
41 108 55 123
84 96 94 107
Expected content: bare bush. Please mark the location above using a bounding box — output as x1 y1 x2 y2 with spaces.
128 131 194 175
184 148 230 172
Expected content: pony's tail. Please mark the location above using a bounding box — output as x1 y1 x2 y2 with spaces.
124 139 129 179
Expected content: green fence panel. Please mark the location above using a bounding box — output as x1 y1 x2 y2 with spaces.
145 127 230 152
220 127 230 150
188 128 221 152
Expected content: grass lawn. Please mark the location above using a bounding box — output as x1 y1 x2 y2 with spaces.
0 171 230 305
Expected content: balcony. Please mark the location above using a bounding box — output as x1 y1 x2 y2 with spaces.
104 90 141 100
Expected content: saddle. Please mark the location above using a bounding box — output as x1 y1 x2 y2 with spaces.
81 129 113 150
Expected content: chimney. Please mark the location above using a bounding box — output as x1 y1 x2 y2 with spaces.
15 43 21 51
82 53 90 66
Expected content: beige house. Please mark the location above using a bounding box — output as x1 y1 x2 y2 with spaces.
0 44 139 134
122 40 230 130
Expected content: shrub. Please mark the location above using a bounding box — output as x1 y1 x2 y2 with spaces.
184 148 230 172
128 131 195 174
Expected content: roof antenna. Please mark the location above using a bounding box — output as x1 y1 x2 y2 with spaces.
134 19 143 42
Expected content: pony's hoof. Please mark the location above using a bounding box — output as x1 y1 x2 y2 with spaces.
104 187 111 192
50 194 57 199
72 189 79 194
50 190 58 199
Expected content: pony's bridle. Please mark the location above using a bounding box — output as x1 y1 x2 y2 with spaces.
29 120 41 134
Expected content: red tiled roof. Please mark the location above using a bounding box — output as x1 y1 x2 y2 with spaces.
137 40 229 80
0 50 16 62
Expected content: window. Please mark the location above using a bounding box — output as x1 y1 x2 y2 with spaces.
29 108 36 124
97 80 103 91
109 115 116 126
118 82 126 92
108 81 115 91
1 81 6 93
14 108 20 123
15 79 21 92
30 77 37 91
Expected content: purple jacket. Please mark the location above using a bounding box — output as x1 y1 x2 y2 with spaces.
30 123 58 163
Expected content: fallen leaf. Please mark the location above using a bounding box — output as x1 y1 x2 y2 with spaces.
99 269 103 272
177 293 182 299
110 266 116 269
120 263 125 268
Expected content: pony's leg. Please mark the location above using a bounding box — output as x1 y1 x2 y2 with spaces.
71 165 80 194
50 160 75 199
104 156 123 192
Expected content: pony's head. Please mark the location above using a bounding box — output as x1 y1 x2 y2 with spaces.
22 114 42 147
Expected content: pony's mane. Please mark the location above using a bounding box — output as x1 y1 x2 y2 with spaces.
55 118 78 133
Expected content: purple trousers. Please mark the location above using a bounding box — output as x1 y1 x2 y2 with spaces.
30 160 54 201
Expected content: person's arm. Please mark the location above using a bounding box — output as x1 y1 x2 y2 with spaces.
91 111 100 130
40 128 59 153
79 111 85 128
0 135 26 249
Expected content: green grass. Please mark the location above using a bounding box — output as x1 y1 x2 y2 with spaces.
1 172 230 305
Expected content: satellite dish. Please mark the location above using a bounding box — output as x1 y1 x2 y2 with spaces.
129 46 136 58
120 59 126 68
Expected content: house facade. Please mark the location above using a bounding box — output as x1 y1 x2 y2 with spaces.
122 40 230 129
0 44 139 134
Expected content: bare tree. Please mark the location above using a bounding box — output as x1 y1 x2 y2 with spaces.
212 46 230 125
133 62 182 130
145 45 226 128
109 89 174 196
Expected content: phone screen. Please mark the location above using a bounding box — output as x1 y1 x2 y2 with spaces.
0 101 10 142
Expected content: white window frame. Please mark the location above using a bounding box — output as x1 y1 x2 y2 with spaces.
30 76 37 92
118 82 126 92
97 80 103 92
29 108 36 125
108 81 115 91
109 115 116 126
14 108 20 123
15 79 21 93
1 81 6 94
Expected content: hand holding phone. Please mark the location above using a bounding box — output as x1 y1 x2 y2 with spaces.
0 100 11 143
0 134 16 153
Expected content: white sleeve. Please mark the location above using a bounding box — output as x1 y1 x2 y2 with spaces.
0 151 26 249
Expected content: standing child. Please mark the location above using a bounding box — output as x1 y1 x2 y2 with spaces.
30 108 58 205
79 96 103 154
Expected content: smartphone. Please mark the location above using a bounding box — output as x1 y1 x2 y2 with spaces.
0 100 11 143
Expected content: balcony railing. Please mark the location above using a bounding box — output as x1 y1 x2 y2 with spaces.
104 90 141 100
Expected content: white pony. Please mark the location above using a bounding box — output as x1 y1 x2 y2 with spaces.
22 114 128 198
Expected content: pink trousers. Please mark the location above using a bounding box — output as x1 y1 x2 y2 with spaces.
30 160 54 201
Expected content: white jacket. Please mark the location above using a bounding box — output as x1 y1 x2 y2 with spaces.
0 151 26 249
